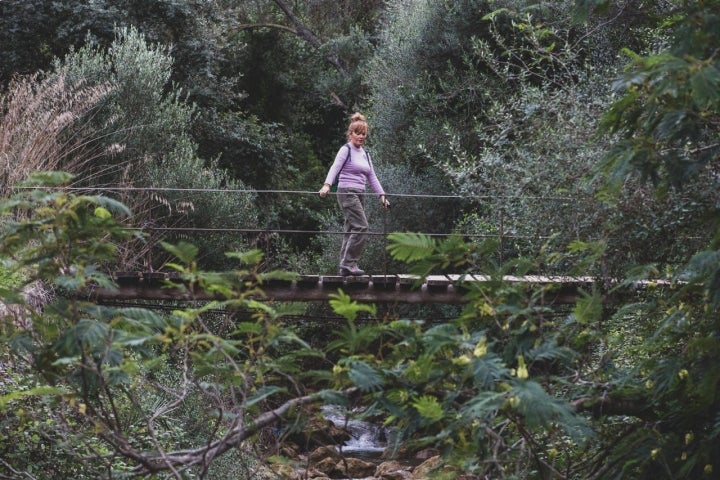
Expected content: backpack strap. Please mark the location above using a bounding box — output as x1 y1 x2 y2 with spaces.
331 144 352 191
340 143 352 172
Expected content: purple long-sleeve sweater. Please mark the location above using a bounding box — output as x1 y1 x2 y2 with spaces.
324 143 385 196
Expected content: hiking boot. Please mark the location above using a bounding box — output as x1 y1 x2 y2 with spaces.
339 266 366 276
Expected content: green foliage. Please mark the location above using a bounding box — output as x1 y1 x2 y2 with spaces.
411 395 444 424
386 232 480 280
328 289 377 323
368 0 585 164
0 363 109 479
344 358 384 392
0 0 231 93
377 231 720 478
367 0 612 270
572 0 613 22
387 232 437 262
585 5 720 475
50 26 259 270
2 1 720 478
367 0 713 280
597 0 720 195
584 1 720 289
1 172 135 283
681 249 720 308
0 175 326 477
323 234 593 474
0 263 25 289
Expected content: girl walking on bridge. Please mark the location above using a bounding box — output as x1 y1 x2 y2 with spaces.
319 112 390 276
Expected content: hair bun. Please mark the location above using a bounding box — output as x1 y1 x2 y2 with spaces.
350 112 366 122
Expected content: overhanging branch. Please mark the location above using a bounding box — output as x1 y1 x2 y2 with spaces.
234 22 298 35
271 0 350 79
128 388 357 476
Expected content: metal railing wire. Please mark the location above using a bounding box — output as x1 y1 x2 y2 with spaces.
14 185 576 238
10 184 710 276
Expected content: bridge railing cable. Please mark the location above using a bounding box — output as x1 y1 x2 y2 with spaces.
19 185 704 274
8 185 601 266
19 186 578 238
10 184 712 287
17 185 575 201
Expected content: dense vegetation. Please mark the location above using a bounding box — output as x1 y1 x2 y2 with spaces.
1 0 719 479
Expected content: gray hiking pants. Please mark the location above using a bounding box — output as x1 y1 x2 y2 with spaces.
337 188 368 269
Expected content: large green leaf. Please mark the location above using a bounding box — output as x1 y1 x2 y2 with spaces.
512 380 592 442
690 64 720 109
246 386 284 408
161 241 199 264
345 359 383 392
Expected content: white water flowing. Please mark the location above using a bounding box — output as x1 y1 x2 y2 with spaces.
321 405 389 460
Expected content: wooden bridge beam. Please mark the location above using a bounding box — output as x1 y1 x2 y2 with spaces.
89 273 591 305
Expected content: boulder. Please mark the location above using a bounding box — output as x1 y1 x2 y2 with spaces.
413 448 440 462
410 456 471 480
314 455 340 475
254 463 294 479
410 456 441 480
309 445 342 464
381 444 407 461
330 457 376 479
284 417 351 451
375 460 413 480
289 468 332 480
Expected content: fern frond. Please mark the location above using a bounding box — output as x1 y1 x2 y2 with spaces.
329 289 377 321
387 232 437 262
412 395 444 423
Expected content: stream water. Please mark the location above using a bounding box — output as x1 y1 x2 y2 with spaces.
321 405 390 462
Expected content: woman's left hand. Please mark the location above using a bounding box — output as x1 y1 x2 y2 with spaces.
380 195 390 209
319 184 331 197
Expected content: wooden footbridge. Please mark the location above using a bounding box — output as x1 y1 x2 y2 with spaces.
90 272 603 305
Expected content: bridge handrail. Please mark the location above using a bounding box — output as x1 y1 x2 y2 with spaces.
14 185 577 202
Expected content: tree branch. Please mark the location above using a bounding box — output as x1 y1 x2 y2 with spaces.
271 0 350 79
571 393 657 421
128 388 357 476
233 22 298 35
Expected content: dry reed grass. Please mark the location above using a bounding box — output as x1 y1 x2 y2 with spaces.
0 74 112 327
0 280 51 332
0 73 112 197
0 71 225 272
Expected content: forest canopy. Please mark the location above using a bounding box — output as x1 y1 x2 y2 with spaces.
1 0 719 479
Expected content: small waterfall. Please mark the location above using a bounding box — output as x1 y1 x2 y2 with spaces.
321 405 389 461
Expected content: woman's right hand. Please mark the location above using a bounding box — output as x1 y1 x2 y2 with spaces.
319 183 331 197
